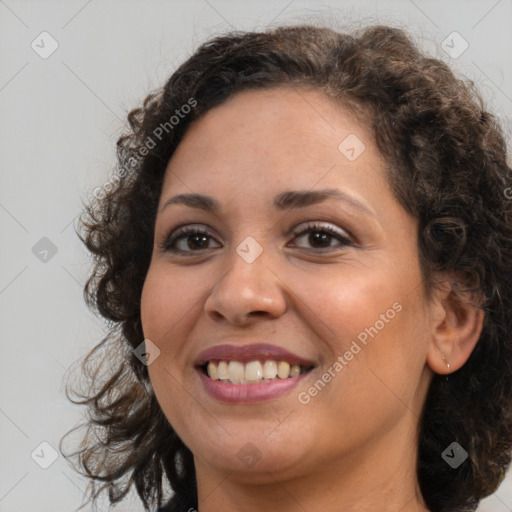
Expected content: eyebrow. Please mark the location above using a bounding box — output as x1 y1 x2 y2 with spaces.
159 189 375 217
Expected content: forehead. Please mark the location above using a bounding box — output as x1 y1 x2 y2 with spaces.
156 87 417 248
162 87 383 195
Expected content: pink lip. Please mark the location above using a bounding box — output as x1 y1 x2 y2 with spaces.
196 367 312 403
194 343 316 367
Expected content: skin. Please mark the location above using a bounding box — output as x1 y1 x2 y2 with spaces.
140 87 483 512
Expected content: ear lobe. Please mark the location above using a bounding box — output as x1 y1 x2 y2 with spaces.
426 282 485 375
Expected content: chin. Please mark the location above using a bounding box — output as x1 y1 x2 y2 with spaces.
192 432 309 478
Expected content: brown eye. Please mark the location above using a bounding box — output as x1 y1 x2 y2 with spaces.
162 225 221 253
290 222 353 251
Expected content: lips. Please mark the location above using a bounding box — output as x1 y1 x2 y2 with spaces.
194 343 317 368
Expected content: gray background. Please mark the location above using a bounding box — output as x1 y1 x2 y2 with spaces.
1 1 511 511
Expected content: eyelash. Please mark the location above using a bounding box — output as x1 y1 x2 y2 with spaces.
160 221 354 255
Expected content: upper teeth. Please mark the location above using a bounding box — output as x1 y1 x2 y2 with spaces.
206 360 305 384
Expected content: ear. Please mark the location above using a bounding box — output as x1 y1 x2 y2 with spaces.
425 274 485 374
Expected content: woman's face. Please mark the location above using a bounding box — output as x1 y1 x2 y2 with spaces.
141 87 436 484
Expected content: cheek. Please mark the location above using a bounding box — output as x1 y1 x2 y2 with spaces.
289 259 428 389
140 262 213 388
140 263 199 341
292 267 428 433
140 265 196 429
140 266 191 393
290 264 398 351
140 270 167 343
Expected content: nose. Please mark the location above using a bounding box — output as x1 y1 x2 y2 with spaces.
204 246 287 326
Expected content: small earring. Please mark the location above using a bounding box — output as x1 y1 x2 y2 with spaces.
440 352 451 370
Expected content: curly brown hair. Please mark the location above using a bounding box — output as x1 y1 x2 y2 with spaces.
60 23 512 512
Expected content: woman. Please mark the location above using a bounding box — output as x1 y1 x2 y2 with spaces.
61 23 512 512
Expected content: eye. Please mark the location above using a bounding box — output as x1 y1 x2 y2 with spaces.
289 222 353 251
160 224 221 254
160 221 353 255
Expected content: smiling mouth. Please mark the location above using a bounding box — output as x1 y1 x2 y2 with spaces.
199 360 315 384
